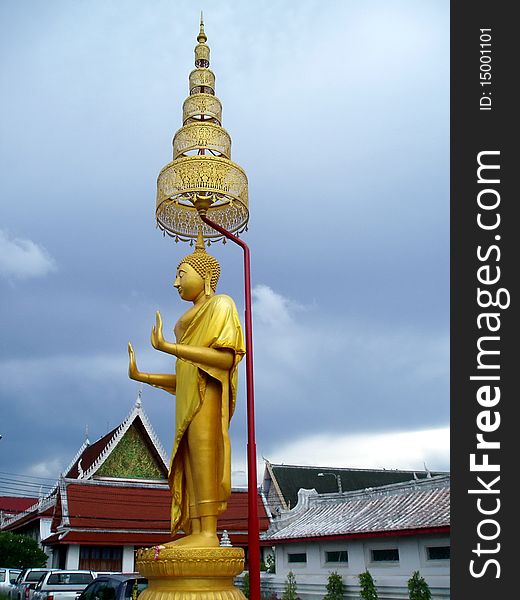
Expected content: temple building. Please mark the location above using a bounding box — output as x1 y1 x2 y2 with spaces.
259 475 450 600
1 395 271 571
2 397 450 597
0 497 38 528
262 460 448 514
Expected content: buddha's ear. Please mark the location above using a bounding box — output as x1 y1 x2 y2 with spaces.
204 269 212 296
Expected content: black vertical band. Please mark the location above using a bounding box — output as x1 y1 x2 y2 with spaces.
451 2 515 598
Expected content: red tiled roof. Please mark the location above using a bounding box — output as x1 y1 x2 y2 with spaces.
44 529 254 547
2 495 56 531
221 490 271 532
0 496 38 513
61 482 170 530
66 429 117 478
263 476 450 543
45 480 269 546
44 531 169 546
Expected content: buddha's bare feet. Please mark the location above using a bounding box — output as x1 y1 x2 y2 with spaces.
163 532 219 548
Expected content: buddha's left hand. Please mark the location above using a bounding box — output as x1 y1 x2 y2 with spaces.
151 310 166 350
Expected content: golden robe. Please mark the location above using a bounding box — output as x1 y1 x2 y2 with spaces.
169 294 245 534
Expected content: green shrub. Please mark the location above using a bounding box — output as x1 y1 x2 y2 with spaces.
281 571 297 600
358 570 378 600
407 571 432 600
324 571 346 600
0 532 48 568
242 571 250 599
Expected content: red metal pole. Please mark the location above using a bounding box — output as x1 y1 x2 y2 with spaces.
199 214 260 600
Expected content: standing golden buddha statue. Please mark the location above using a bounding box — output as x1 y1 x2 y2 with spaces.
128 231 245 547
132 16 250 600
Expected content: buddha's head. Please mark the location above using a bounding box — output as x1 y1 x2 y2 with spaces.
174 232 220 301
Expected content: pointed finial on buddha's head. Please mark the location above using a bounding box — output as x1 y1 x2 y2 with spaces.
194 227 206 252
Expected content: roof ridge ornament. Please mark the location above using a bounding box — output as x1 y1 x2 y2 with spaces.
60 438 90 481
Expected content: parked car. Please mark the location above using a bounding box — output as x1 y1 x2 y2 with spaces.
0 568 22 597
77 574 147 600
31 571 96 600
13 569 55 600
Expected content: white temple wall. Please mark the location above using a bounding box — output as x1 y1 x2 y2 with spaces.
122 546 135 572
65 544 80 569
261 533 450 600
39 518 52 548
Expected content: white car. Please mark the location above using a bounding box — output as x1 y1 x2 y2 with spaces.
0 568 22 598
31 571 95 600
13 568 54 600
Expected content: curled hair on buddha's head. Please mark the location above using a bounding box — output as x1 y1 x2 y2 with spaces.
177 230 221 292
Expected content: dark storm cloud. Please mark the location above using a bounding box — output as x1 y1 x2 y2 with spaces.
0 0 449 483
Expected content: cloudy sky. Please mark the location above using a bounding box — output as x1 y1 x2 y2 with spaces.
0 0 449 494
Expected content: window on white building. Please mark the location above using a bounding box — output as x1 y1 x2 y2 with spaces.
325 550 348 563
79 546 123 571
287 552 307 563
371 548 399 562
427 545 450 560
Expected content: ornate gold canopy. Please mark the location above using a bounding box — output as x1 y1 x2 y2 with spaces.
156 16 249 243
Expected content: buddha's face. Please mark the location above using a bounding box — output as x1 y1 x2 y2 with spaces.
174 263 205 302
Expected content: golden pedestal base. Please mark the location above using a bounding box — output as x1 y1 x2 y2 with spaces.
136 546 246 600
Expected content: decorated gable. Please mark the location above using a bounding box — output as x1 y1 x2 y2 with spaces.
95 422 167 479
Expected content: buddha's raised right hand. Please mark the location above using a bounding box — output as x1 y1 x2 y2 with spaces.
127 341 177 394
